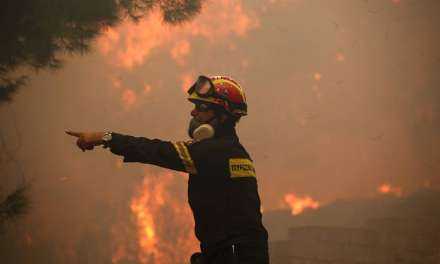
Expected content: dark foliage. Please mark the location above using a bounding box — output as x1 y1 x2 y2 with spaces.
0 185 30 223
160 0 203 24
0 0 203 103
0 76 28 102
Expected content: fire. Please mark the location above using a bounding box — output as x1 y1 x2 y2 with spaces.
97 1 260 69
112 245 126 263
284 193 320 215
143 84 152 95
171 40 191 66
108 77 153 111
99 27 120 55
180 72 196 93
377 183 402 197
313 72 322 81
336 52 345 62
129 171 198 264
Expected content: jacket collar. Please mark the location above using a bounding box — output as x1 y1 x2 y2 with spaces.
215 125 239 141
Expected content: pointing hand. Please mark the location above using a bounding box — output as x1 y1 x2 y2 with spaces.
65 130 105 152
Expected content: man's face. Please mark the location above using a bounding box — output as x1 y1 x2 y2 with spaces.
187 102 218 139
190 102 216 122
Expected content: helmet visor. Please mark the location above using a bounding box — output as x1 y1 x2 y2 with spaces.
188 76 215 97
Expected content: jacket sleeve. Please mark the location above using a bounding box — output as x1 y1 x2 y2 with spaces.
106 132 197 174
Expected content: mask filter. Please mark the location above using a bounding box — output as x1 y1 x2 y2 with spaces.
188 117 215 141
192 124 215 141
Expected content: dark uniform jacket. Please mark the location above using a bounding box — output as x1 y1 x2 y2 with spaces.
107 129 268 253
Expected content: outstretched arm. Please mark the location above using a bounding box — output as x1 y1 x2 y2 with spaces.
106 132 188 172
65 131 194 173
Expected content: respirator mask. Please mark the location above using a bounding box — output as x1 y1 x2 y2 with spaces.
188 118 215 141
187 102 220 141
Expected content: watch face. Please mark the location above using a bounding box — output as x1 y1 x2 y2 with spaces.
103 133 112 141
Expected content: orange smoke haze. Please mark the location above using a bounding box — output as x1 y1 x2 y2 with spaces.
180 72 196 93
171 40 191 66
283 193 320 215
97 1 259 69
107 75 154 111
121 89 137 109
335 52 345 62
1 0 440 262
143 84 152 95
111 245 126 264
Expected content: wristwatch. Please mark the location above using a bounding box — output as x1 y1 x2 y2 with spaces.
102 132 112 148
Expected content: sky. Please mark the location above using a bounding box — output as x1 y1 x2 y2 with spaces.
1 0 439 263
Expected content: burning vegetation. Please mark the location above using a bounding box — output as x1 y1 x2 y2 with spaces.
109 171 198 264
377 183 403 197
128 171 198 263
283 193 320 215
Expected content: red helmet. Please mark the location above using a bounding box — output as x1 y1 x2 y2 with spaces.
187 75 247 117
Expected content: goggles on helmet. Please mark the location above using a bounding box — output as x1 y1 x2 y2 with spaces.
187 75 217 98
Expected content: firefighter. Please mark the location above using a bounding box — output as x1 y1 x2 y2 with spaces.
66 75 269 264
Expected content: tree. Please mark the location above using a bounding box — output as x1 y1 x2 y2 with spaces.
0 184 30 232
0 0 203 103
0 0 203 236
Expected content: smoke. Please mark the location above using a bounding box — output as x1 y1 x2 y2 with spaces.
1 0 439 263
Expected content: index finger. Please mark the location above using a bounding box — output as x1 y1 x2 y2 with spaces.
65 130 82 137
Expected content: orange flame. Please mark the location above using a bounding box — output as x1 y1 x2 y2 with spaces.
99 27 120 55
180 72 196 93
336 52 345 62
377 183 402 197
112 245 126 263
130 171 198 263
284 193 320 215
313 72 322 81
143 84 152 95
97 1 260 69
